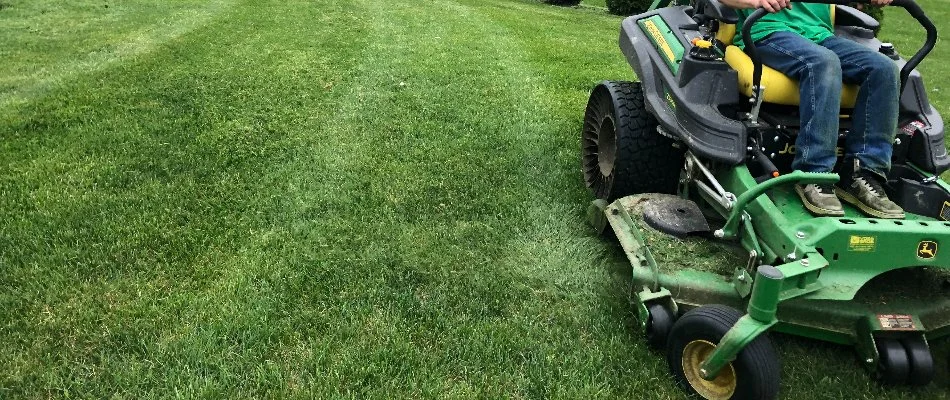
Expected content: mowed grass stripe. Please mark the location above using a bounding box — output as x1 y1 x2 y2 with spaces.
272 0 660 396
440 0 686 395
0 0 238 112
1 0 378 397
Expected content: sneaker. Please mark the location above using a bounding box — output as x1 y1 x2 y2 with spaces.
835 170 905 219
795 183 844 217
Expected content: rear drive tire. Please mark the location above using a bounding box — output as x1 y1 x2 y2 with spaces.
581 81 685 201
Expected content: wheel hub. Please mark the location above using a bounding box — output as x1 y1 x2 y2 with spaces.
597 116 616 177
682 340 737 400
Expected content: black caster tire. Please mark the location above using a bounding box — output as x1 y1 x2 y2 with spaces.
667 305 780 400
902 337 935 386
875 339 911 385
644 302 674 349
581 81 684 201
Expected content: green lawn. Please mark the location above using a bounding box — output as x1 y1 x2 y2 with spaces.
1 0 948 398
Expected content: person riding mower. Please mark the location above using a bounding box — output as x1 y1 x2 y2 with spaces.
581 0 948 398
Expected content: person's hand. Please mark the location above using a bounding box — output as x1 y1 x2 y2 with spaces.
752 0 792 13
870 0 892 6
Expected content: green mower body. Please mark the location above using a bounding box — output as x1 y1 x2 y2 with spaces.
583 0 948 396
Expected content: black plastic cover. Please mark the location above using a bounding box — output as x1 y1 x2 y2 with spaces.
695 0 738 24
620 7 746 165
834 5 880 31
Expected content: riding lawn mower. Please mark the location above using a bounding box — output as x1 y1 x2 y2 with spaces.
582 0 949 397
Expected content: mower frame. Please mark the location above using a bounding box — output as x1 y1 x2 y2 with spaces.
587 0 950 392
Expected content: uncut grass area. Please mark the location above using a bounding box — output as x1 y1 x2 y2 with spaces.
1 0 949 398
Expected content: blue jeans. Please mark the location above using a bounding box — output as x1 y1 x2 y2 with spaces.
756 31 899 176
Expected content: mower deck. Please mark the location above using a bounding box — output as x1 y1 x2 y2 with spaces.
604 193 950 342
599 191 950 384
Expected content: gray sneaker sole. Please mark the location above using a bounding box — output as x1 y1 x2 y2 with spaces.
835 188 905 219
794 185 844 217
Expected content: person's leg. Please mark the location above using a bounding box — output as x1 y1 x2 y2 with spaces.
757 31 842 173
820 36 904 219
820 36 899 176
756 31 843 216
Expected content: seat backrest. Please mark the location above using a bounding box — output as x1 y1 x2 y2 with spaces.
715 5 835 46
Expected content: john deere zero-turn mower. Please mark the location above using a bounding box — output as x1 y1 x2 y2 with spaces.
582 0 948 397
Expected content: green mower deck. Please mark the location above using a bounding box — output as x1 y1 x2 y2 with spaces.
590 166 950 386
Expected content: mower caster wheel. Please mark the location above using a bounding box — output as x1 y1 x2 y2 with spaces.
667 305 780 400
644 302 674 349
902 337 935 386
875 339 910 385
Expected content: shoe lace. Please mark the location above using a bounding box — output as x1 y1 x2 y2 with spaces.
816 184 836 195
856 171 886 196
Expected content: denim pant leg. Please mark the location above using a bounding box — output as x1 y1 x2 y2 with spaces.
820 36 900 176
757 31 842 173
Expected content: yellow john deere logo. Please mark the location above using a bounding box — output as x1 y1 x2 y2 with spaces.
917 240 938 259
642 20 677 67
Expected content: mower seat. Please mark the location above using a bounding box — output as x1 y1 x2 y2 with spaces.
715 5 861 108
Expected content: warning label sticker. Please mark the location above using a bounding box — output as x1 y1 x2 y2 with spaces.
849 235 876 252
940 201 950 221
877 314 917 331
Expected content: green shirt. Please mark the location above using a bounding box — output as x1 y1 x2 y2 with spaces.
733 4 834 49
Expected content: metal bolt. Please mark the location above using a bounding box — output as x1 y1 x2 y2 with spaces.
700 368 708 377
796 231 806 239
714 229 725 238
800 259 810 267
749 98 755 104
770 153 776 158
737 272 746 281
866 358 874 364
786 252 797 260
895 138 902 145
610 208 620 215
773 135 780 142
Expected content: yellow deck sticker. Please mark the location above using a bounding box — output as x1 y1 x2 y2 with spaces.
848 235 876 252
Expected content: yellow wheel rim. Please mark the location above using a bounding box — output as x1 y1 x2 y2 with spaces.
682 340 737 400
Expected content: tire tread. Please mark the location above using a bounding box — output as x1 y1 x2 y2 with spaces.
667 305 781 400
606 81 684 199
